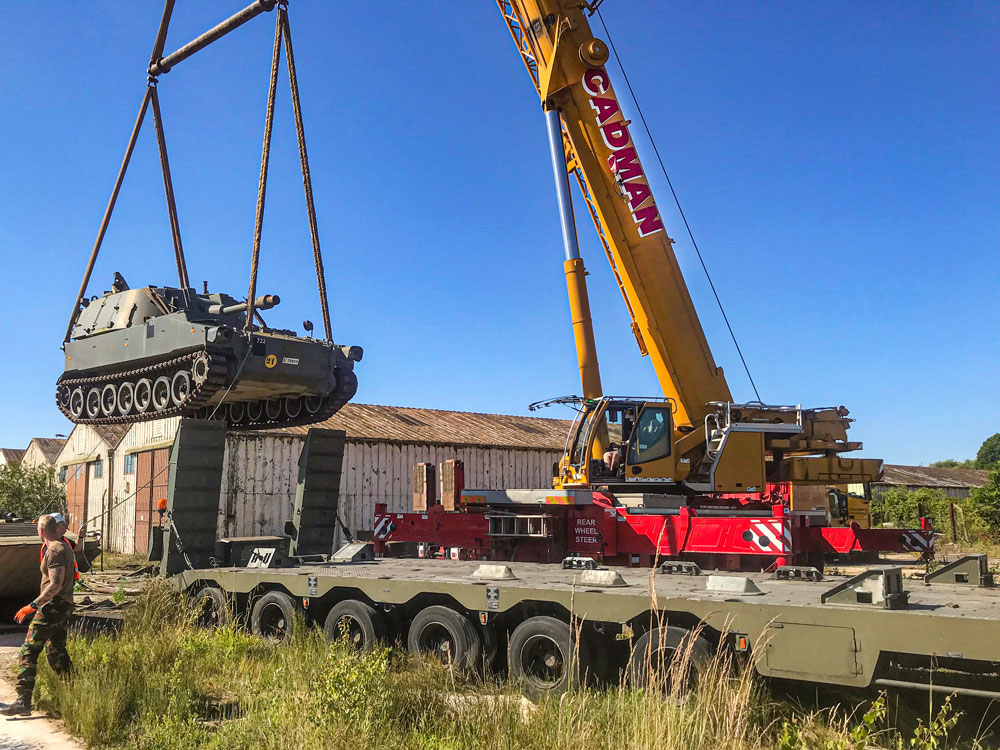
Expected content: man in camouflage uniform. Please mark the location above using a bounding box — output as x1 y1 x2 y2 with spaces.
0 513 75 716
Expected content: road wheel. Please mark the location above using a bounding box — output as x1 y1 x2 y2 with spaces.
507 616 590 697
85 387 102 418
100 383 118 416
171 369 192 406
117 381 135 415
304 394 324 414
246 399 263 422
69 387 85 418
228 401 246 424
407 605 481 670
627 626 713 694
193 586 230 629
283 396 303 419
134 378 153 413
250 591 297 642
152 375 172 411
264 399 283 421
323 600 384 651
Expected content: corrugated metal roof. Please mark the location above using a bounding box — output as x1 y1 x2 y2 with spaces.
881 464 990 489
0 448 26 464
268 403 574 450
28 438 67 463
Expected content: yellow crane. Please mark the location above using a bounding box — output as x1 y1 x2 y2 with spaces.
501 1 882 494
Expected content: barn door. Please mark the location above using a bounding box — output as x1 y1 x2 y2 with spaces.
134 448 172 554
134 452 153 554
65 464 88 534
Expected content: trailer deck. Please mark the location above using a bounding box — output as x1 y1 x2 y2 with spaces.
174 553 1000 695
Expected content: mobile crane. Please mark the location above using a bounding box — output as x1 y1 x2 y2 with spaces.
373 0 935 569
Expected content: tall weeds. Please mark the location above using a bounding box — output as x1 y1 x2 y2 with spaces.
25 583 967 750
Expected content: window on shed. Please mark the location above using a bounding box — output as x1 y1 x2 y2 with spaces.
123 454 136 475
92 458 103 478
58 466 67 483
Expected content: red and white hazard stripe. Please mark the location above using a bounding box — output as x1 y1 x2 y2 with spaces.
900 531 935 553
748 519 791 553
373 516 393 540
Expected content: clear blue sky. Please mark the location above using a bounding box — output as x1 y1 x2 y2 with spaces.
0 2 996 465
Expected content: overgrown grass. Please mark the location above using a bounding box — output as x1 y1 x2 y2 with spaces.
19 583 973 750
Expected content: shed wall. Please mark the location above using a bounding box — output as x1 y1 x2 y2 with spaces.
55 426 110 537
103 429 562 553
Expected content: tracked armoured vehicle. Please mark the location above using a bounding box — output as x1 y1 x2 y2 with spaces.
57 273 361 430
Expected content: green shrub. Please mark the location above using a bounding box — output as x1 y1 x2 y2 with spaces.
0 463 64 519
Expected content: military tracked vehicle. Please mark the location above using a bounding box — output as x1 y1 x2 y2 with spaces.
56 273 361 430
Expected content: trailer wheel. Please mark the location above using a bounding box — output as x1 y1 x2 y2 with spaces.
628 626 712 694
193 586 230 629
407 605 481 670
507 616 590 697
251 591 297 641
324 600 384 651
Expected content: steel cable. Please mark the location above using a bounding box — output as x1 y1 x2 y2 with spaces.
596 9 761 402
280 6 333 342
246 11 284 331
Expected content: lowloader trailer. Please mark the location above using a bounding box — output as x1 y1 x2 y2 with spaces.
174 551 1000 699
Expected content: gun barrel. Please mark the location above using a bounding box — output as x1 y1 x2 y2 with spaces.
211 294 280 316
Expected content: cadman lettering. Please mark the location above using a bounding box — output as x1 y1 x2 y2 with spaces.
582 67 664 238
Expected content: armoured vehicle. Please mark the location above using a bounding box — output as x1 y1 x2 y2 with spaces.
57 273 361 430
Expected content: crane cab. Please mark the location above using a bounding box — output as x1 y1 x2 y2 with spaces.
556 397 679 490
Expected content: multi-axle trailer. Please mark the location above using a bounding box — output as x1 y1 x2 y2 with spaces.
173 548 1000 700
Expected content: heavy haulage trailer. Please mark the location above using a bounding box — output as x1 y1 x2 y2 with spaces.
129 420 1000 702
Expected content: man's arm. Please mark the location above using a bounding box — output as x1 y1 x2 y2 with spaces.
34 565 66 608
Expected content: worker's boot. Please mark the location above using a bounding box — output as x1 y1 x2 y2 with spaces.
0 693 32 716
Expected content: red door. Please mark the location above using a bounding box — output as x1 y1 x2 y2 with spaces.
134 448 171 554
134 452 153 554
65 464 88 534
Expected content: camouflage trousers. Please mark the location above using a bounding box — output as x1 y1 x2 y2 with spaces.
17 599 74 700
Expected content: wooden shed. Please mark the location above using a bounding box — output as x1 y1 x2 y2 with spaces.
22 438 67 470
99 404 571 554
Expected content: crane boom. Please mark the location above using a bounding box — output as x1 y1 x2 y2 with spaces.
500 0 882 490
499 0 731 429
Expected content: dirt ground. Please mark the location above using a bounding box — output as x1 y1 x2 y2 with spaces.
0 631 82 750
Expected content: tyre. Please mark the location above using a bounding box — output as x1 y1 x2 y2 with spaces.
134 378 153 413
117 381 135 416
627 626 713 694
86 387 102 418
170 369 192 406
323 599 384 651
507 616 591 697
100 383 118 416
407 605 481 670
250 590 297 641
152 375 172 411
193 586 230 629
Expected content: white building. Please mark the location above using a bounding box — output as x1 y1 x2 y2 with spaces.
22 438 67 470
0 448 26 467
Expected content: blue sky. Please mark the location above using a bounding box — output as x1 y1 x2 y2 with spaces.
0 2 996 464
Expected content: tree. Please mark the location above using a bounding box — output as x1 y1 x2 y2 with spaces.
870 487 950 529
975 433 1000 470
0 463 65 520
930 459 975 469
966 467 1000 535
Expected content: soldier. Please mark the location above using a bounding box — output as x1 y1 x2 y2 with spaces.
0 513 75 716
